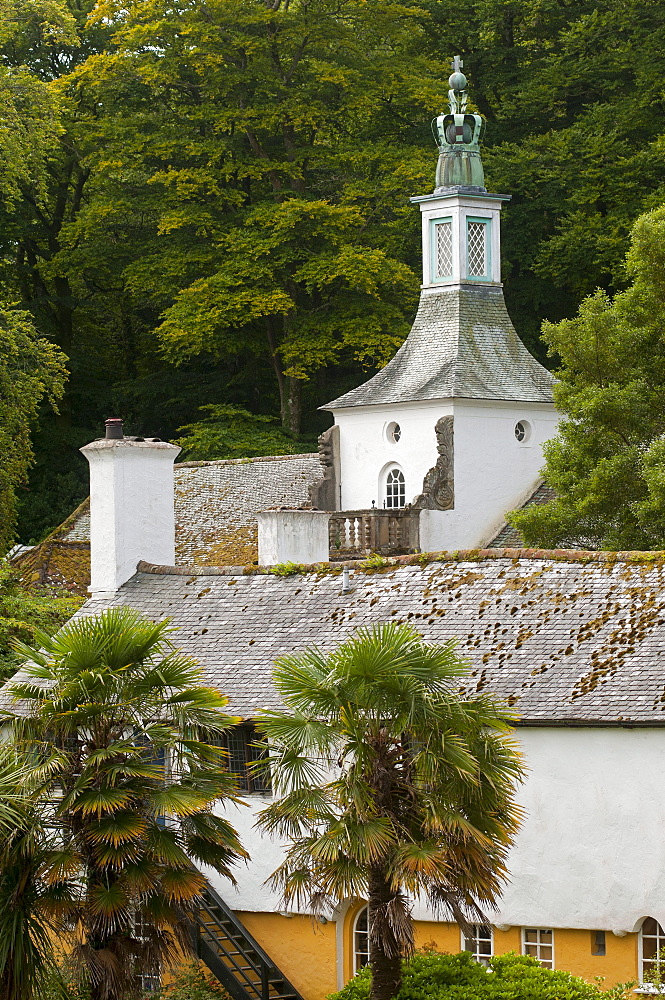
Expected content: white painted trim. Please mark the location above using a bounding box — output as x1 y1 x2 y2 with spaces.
522 927 555 969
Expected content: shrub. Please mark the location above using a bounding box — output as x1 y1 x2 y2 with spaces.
327 951 634 1000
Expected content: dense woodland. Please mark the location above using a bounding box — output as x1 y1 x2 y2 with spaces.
3 0 665 546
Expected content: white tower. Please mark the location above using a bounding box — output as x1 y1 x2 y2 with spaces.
321 59 559 550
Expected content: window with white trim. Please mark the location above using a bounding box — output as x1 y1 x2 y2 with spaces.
462 924 493 966
354 906 370 973
467 218 490 279
385 468 406 509
522 928 554 968
641 917 665 981
432 218 453 280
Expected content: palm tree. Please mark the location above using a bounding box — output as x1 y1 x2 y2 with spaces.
0 748 72 1000
256 622 524 1000
3 606 248 1000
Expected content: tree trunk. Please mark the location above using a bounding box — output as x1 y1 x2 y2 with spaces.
283 375 301 437
368 866 403 1000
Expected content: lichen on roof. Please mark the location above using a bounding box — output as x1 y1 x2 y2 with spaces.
324 285 554 409
40 547 665 726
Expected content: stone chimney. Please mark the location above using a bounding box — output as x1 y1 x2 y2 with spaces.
80 419 181 595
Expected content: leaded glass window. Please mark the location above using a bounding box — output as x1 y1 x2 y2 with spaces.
433 220 453 279
467 219 489 278
385 468 405 509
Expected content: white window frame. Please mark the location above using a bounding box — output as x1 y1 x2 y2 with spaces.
384 466 406 509
353 905 369 974
640 917 665 983
522 927 554 969
461 924 493 965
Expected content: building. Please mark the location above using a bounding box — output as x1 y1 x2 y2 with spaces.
7 62 663 1000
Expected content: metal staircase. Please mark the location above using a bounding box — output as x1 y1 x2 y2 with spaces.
192 881 305 1000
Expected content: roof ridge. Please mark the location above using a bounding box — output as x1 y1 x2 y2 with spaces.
175 452 318 469
135 546 665 578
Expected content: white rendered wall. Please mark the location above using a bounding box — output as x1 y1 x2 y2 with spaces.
81 439 180 594
333 398 558 549
208 727 665 935
257 511 331 566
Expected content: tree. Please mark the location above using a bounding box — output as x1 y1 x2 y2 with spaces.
256 623 524 1000
509 205 665 550
0 748 76 1000
0 558 83 683
0 306 67 553
4 607 248 1000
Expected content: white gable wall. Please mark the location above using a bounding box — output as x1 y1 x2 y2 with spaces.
210 726 665 935
333 397 558 547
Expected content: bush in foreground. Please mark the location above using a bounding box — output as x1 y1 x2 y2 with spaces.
328 951 634 1000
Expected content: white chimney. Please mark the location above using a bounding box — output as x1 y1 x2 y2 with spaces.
80 419 181 595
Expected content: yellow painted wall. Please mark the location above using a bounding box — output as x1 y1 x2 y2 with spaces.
233 908 640 1000
236 910 338 1000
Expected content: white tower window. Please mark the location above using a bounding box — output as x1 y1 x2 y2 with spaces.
385 467 406 508
431 218 453 281
467 218 490 279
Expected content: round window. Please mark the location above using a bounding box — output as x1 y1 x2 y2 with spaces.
514 420 532 444
386 422 401 444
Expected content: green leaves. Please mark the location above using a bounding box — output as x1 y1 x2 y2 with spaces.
2 606 246 1000
511 205 665 549
257 622 523 974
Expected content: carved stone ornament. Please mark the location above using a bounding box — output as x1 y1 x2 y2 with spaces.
412 416 454 510
308 425 340 511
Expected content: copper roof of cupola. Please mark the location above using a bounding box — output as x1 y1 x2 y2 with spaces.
324 285 555 409
324 59 554 411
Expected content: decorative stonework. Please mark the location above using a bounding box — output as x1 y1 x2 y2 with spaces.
412 416 454 510
308 425 340 511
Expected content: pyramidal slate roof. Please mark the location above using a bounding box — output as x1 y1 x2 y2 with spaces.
324 285 554 409
8 549 664 726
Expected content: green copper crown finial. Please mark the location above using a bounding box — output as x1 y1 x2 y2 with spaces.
431 55 485 193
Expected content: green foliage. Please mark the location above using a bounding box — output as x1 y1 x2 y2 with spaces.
0 559 83 683
257 623 523 1000
3 607 248 1000
156 963 230 1000
41 961 230 1000
328 951 634 1000
0 306 67 553
510 205 665 549
269 562 308 577
175 405 314 462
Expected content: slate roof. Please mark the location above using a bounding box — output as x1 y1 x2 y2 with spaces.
13 453 323 592
488 483 557 549
324 285 554 409
17 549 665 726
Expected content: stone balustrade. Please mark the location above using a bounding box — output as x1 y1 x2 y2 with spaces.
328 509 420 560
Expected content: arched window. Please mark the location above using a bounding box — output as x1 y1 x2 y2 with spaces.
353 906 370 974
385 468 406 509
641 917 665 981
